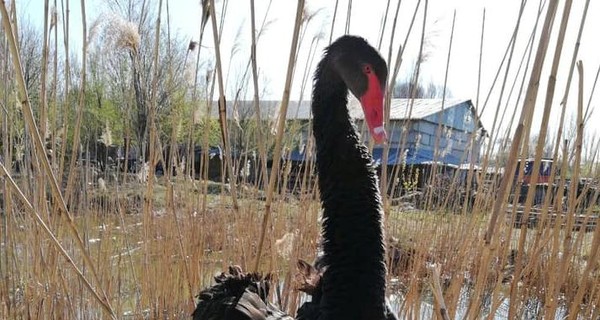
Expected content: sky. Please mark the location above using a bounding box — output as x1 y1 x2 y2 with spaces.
16 0 600 143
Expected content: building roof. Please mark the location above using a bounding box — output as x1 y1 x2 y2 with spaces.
383 98 472 120
207 98 476 121
289 98 474 121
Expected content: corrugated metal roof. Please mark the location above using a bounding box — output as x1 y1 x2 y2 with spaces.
347 98 471 120
207 98 473 121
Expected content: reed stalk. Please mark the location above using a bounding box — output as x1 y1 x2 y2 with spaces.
0 162 116 318
192 0 210 212
397 0 426 211
40 0 49 142
50 0 58 172
509 1 572 317
0 6 12 318
249 0 270 192
427 10 455 209
1 0 599 318
162 0 195 305
328 0 339 44
546 60 585 319
570 189 600 317
480 19 539 318
36 0 50 218
472 0 556 317
344 0 352 34
484 0 558 244
386 0 421 202
377 0 391 50
254 0 306 272
0 2 116 317
57 0 70 199
474 0 529 211
208 0 239 211
379 0 402 206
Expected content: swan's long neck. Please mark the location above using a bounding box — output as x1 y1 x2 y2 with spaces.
311 59 388 319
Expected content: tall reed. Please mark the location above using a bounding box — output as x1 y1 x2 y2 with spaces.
1 0 600 318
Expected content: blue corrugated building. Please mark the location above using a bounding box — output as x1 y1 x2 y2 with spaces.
287 98 486 167
207 98 487 194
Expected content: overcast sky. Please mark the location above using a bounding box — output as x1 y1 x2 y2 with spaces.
17 0 600 141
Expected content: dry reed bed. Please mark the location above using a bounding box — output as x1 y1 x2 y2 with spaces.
2 179 597 318
1 0 600 319
1 180 323 318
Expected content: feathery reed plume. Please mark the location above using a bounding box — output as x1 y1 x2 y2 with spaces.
101 14 141 54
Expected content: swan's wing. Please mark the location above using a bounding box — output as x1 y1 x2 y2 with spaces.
192 295 236 320
295 301 320 320
234 289 293 320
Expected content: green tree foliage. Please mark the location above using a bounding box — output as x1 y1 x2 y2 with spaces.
89 0 195 155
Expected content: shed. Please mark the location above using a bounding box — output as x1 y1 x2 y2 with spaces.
211 99 487 164
205 98 487 194
284 98 486 167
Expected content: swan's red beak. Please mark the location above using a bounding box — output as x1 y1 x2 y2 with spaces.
360 73 387 144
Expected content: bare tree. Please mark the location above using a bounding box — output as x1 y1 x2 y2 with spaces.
529 133 554 158
393 76 451 99
18 19 43 105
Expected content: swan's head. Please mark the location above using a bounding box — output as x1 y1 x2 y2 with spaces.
329 35 388 143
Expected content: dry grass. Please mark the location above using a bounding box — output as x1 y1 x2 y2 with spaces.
0 176 324 318
1 0 600 319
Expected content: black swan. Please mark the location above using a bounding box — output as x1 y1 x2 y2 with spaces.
193 35 395 320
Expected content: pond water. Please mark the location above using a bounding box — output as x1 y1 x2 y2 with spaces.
386 288 570 320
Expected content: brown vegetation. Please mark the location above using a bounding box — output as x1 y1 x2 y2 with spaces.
1 0 599 319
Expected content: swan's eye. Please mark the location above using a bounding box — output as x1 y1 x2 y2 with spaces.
363 65 372 74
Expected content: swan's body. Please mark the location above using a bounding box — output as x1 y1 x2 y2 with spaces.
192 35 393 320
311 35 389 320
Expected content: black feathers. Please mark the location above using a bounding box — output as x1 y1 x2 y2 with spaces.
310 35 390 320
192 266 292 320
